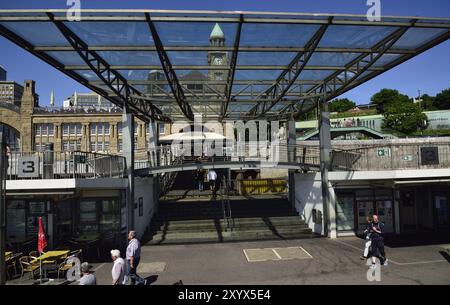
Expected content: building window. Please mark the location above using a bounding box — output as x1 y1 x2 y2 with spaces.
90 123 110 136
62 123 82 136
35 124 54 136
90 140 110 152
62 140 81 151
118 139 123 152
159 124 165 134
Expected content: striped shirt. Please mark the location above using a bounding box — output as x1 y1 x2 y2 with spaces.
126 238 141 260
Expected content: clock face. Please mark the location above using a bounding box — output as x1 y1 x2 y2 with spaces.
213 56 223 65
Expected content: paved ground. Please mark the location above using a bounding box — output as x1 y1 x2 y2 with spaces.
8 237 449 285
78 237 450 285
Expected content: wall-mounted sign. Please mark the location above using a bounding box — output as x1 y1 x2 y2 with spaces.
377 148 391 157
402 155 413 161
18 156 39 178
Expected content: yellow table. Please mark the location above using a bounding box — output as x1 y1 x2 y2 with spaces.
31 250 70 264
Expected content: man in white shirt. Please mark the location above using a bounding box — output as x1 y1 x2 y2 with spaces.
110 249 125 285
207 169 217 191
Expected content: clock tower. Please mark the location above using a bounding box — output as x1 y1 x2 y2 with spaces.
207 23 228 92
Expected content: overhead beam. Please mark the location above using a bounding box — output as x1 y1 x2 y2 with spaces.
65 65 385 71
46 13 171 123
244 17 332 118
145 13 194 121
1 13 450 29
221 14 243 120
34 45 417 54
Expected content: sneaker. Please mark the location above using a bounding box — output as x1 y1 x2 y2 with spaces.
360 255 367 260
383 259 388 266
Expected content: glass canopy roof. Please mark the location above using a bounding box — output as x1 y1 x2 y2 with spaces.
0 10 449 122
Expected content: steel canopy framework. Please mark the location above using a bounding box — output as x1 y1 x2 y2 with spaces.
0 9 449 122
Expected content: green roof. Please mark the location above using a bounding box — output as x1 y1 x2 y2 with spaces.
210 23 224 39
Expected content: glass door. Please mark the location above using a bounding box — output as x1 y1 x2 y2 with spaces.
336 194 355 232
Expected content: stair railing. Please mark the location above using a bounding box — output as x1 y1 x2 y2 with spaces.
220 178 234 231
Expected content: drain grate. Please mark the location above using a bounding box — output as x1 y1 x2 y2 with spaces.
243 247 312 262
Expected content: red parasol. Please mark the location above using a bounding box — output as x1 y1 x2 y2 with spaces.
37 217 47 254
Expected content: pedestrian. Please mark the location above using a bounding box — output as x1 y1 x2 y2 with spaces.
369 215 388 268
360 216 373 260
207 169 217 191
110 249 125 285
79 262 96 285
196 169 204 192
125 231 147 285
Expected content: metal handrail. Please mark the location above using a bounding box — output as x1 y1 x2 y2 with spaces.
5 150 126 180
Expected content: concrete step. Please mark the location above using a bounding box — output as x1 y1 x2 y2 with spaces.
147 231 315 245
150 223 309 234
150 216 307 231
150 226 313 239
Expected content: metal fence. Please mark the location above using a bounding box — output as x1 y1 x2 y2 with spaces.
6 150 126 180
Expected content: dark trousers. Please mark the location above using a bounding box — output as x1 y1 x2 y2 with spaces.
371 238 386 264
126 257 145 285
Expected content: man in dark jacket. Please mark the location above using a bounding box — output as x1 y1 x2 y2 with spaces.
369 215 388 268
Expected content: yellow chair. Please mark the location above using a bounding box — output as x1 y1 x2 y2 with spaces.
57 257 76 279
29 251 39 260
19 256 40 281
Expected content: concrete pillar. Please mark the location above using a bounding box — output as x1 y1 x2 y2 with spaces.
109 123 118 154
20 80 38 152
148 120 158 167
122 107 135 232
54 123 62 152
287 119 296 163
319 99 337 238
393 187 401 235
81 123 90 152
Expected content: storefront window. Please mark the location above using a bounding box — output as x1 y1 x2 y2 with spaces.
55 200 73 243
336 194 354 232
78 201 98 237
27 201 47 239
100 199 120 233
7 201 26 242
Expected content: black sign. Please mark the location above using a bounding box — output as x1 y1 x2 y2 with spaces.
420 147 439 165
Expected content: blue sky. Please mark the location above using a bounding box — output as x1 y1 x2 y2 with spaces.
0 0 449 106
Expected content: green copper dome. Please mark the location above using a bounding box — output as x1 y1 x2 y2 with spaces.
210 23 224 40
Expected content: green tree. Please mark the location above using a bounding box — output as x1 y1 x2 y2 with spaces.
329 98 356 113
383 102 428 135
370 89 410 113
419 94 436 111
434 88 450 110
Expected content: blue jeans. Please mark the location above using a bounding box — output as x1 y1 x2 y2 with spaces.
125 257 145 285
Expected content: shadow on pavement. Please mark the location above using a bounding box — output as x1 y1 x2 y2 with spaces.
144 275 158 285
439 251 450 263
383 232 450 248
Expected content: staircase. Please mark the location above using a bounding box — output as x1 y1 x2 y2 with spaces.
145 198 316 245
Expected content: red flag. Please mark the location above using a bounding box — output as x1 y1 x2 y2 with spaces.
37 217 48 254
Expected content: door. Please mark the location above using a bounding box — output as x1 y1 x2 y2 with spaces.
375 200 394 233
356 201 374 234
336 194 355 232
435 196 449 229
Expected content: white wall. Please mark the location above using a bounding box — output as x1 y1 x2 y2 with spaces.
133 176 157 239
294 173 324 235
